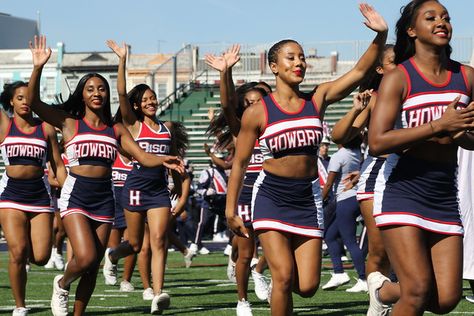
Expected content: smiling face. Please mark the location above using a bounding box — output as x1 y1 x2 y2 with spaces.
137 89 158 117
408 1 452 48
11 86 30 116
270 41 306 86
82 77 108 111
244 89 263 108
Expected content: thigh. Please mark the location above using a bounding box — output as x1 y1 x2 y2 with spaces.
0 209 29 253
293 235 322 288
123 208 146 245
360 199 384 251
62 214 99 260
381 226 432 289
29 212 54 259
93 221 113 258
429 234 463 308
258 230 293 279
147 207 170 242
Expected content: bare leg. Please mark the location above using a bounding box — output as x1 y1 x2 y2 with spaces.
147 207 170 294
236 228 255 300
138 224 152 289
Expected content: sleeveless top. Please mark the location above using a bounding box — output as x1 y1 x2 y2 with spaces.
259 94 323 160
131 121 171 178
0 117 48 167
112 154 133 187
64 119 118 168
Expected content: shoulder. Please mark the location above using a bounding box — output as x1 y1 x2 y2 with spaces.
461 63 474 84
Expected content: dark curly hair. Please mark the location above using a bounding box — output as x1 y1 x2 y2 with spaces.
0 81 28 112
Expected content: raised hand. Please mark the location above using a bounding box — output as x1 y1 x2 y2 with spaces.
359 3 388 33
106 40 127 60
29 35 52 67
205 54 227 72
163 156 186 175
223 44 241 69
353 89 372 111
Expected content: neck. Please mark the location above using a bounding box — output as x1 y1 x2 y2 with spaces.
412 44 448 75
84 109 105 126
274 78 301 103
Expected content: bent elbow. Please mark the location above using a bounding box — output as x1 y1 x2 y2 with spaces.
368 139 383 156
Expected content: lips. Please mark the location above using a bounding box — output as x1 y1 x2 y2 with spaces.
92 99 103 105
293 70 303 76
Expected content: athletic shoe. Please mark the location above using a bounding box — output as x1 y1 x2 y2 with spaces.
103 248 117 285
53 251 65 271
251 269 269 301
150 292 170 315
267 279 273 304
223 244 232 256
236 299 252 316
341 256 349 262
51 275 69 316
322 272 350 290
25 263 30 272
346 278 368 293
44 253 56 269
198 247 210 255
367 271 391 316
189 243 198 253
466 295 474 303
183 248 195 268
142 287 154 301
12 307 28 316
227 258 236 283
120 280 134 292
250 257 259 270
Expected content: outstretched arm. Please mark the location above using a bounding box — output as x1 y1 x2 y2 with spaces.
28 35 69 129
107 40 138 131
331 90 372 144
115 123 185 174
316 3 387 110
205 44 241 136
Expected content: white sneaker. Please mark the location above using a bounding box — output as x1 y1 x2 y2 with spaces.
51 275 69 316
12 307 28 316
189 243 198 253
341 256 349 262
143 287 154 301
44 253 56 269
251 269 269 301
150 292 170 315
250 257 259 270
267 279 272 304
346 278 368 293
120 280 134 292
103 248 117 285
322 272 350 290
223 244 232 256
227 258 236 283
367 271 391 316
53 251 65 271
236 299 252 316
466 295 474 303
183 248 195 268
25 263 30 272
198 247 210 255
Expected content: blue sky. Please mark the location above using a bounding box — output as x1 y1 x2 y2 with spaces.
2 0 473 54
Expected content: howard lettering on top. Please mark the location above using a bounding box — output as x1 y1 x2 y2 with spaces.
6 144 45 159
72 142 116 160
268 129 322 153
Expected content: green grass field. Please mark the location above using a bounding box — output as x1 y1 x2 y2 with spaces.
0 249 473 315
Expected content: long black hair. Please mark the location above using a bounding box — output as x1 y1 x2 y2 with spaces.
60 73 113 125
207 82 268 148
0 81 28 112
394 0 452 65
359 44 395 92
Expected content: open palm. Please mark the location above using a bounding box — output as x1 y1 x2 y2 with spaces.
205 54 227 72
29 35 51 67
106 40 127 59
359 3 388 33
223 44 241 69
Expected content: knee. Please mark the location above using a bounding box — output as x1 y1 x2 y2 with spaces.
127 239 143 254
272 274 293 293
298 284 318 298
431 293 461 314
150 232 166 248
75 252 98 271
8 245 28 265
401 281 431 309
237 249 253 265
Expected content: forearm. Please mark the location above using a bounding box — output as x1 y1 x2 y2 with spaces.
117 57 127 96
331 107 364 144
369 121 438 156
454 132 474 150
354 31 388 75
